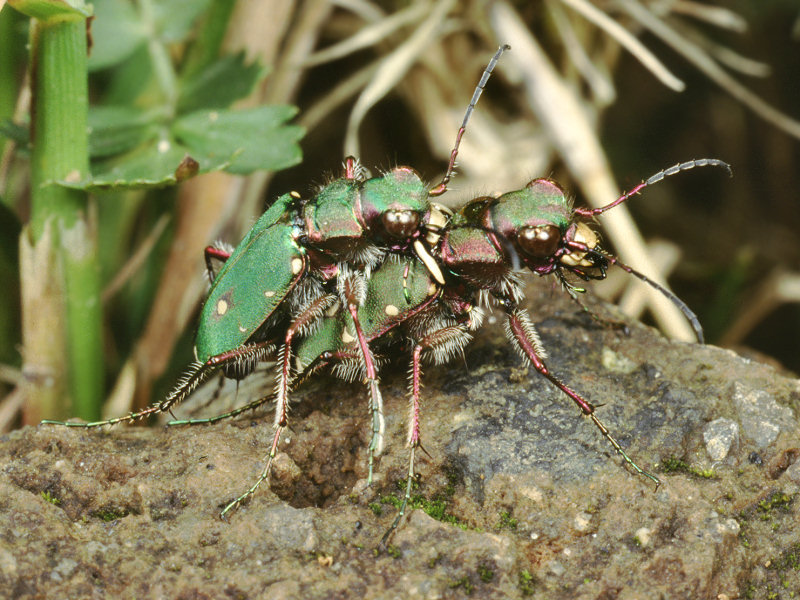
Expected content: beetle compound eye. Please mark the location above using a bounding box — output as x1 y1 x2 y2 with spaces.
518 224 561 258
382 210 420 239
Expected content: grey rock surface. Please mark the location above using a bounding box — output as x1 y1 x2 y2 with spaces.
2 280 800 599
703 417 739 463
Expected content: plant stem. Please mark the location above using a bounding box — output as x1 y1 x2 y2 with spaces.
26 16 103 421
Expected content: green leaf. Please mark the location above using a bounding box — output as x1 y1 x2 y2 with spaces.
100 44 154 106
9 0 92 21
177 52 267 114
63 106 302 190
88 106 158 158
152 0 213 43
172 106 304 175
87 0 147 71
65 139 230 191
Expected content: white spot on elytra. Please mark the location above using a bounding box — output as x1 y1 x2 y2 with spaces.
238 325 247 333
427 283 438 296
264 290 275 298
342 330 355 344
290 191 301 199
216 299 228 315
384 304 399 316
291 258 303 274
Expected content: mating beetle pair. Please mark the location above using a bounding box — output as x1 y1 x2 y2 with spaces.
44 45 731 541
176 157 730 538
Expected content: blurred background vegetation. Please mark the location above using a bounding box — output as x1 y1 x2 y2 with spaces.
0 0 798 432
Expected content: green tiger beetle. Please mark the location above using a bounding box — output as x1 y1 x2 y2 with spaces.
165 159 731 543
42 46 509 506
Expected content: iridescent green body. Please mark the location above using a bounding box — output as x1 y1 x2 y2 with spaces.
294 256 440 370
195 193 305 362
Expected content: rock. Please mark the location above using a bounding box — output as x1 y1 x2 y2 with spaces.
703 418 739 462
2 280 799 599
732 382 795 448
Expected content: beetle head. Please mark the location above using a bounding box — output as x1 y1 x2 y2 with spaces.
485 178 608 279
360 167 429 248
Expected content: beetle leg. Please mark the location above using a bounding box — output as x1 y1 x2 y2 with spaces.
204 244 233 283
382 323 472 547
213 294 338 518
42 341 275 428
275 294 337 426
218 342 299 518
218 304 330 518
338 266 386 484
344 300 385 484
220 422 285 520
181 372 228 418
503 306 660 488
167 393 273 426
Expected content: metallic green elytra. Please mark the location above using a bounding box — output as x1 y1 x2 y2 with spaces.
195 193 306 362
195 165 435 367
359 254 438 334
191 44 513 379
195 166 435 366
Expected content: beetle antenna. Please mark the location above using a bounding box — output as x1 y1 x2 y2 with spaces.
585 247 704 343
429 44 510 197
573 159 732 218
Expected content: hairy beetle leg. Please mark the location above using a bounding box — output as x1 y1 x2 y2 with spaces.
381 324 471 546
345 301 385 485
212 296 339 519
504 306 660 487
167 394 272 426
220 424 285 519
41 341 275 429
274 295 338 426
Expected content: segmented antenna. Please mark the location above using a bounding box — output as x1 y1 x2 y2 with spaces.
579 246 705 344
429 44 510 197
573 159 732 218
